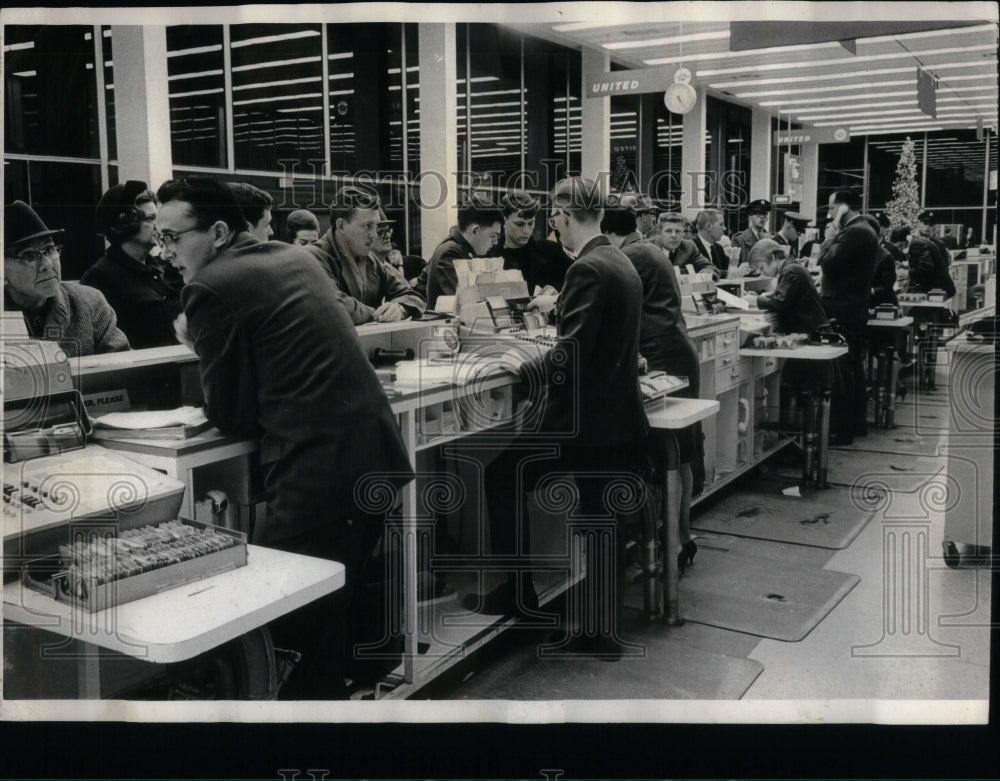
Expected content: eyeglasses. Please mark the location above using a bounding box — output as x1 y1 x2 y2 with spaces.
8 244 61 267
152 226 200 251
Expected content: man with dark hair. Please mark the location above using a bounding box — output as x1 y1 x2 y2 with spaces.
654 212 720 279
81 180 183 349
305 185 424 324
692 208 730 277
603 201 702 574
862 214 899 309
285 209 321 246
732 199 771 266
5 200 129 357
876 212 906 265
772 211 810 259
819 189 879 445
413 196 502 309
157 175 414 699
226 182 274 241
470 177 648 659
488 190 571 293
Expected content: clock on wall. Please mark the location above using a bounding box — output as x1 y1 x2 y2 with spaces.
664 67 697 114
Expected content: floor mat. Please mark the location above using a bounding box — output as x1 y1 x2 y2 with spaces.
692 486 877 549
832 430 944 457
450 621 764 700
771 448 945 492
678 547 860 642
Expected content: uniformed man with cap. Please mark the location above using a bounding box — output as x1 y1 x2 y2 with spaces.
916 210 951 269
732 199 771 267
772 210 810 259
81 180 183 349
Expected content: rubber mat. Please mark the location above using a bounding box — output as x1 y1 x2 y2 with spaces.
679 547 860 641
692 486 876 549
771 448 945 492
832 430 944 457
450 622 764 700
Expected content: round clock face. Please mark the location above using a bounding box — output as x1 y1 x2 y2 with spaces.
834 128 849 142
674 66 693 84
664 82 697 114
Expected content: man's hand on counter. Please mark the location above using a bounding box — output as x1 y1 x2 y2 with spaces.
173 313 195 351
373 302 406 322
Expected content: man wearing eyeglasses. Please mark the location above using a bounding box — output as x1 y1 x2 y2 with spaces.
4 200 129 357
305 185 424 324
81 181 183 349
157 176 413 699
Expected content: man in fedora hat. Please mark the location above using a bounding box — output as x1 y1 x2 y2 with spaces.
81 180 183 349
5 200 129 357
732 198 771 267
304 184 424 323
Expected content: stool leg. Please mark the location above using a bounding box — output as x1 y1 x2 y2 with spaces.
885 345 897 429
662 433 684 626
818 384 832 488
643 491 658 620
801 390 816 486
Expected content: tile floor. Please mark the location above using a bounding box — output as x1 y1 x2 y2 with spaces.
424 360 992 717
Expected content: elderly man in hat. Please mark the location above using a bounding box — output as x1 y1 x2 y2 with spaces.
304 184 424 324
618 192 657 240
5 201 129 357
81 181 183 349
732 199 771 267
772 210 810 259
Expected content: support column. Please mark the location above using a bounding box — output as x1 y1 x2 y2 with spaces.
418 23 458 257
680 89 707 211
750 107 773 205
110 26 172 187
580 47 610 182
801 140 820 223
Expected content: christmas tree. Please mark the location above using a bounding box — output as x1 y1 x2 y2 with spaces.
885 136 922 228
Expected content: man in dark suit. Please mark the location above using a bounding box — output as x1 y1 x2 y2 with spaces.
732 198 771 267
941 228 959 251
158 176 414 698
470 177 648 660
772 211 810 259
819 189 879 445
692 208 730 277
655 212 720 278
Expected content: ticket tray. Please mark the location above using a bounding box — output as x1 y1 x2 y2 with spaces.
20 518 247 613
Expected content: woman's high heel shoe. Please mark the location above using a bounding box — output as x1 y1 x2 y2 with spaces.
677 540 698 575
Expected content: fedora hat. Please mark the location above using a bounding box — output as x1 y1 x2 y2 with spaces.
5 201 64 249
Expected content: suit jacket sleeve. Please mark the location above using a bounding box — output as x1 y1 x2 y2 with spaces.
536 261 604 388
819 228 856 278
429 254 459 299
303 243 376 324
81 286 130 354
377 258 426 316
757 267 801 314
183 281 261 437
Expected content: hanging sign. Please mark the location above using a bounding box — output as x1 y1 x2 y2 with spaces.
784 153 803 202
585 66 677 98
773 127 849 145
917 68 937 118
